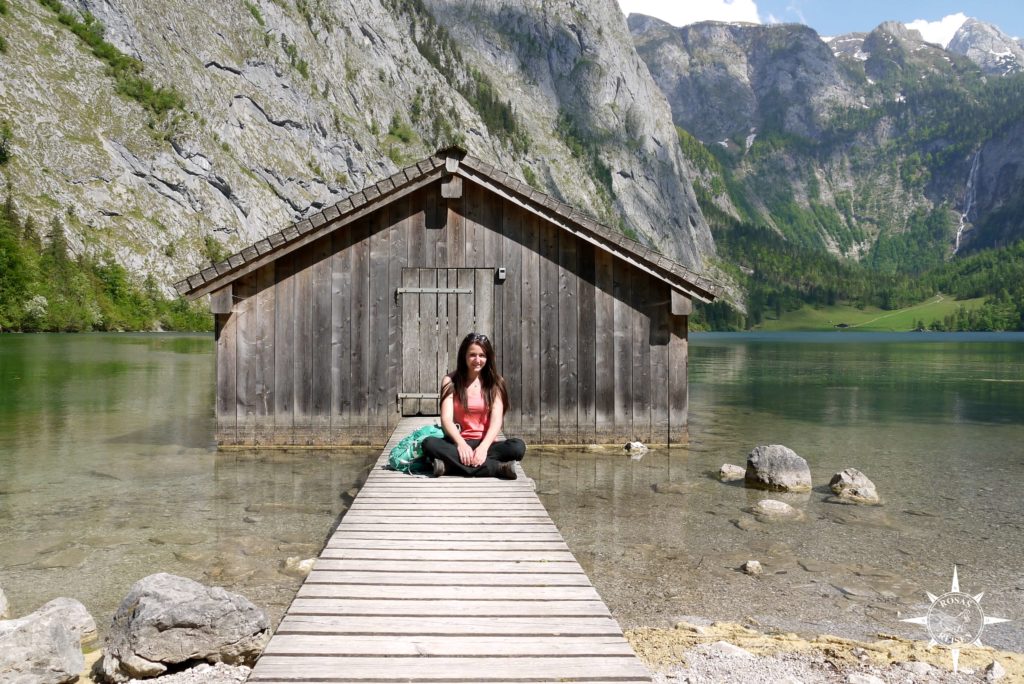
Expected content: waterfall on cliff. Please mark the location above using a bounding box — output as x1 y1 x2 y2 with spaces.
954 150 982 254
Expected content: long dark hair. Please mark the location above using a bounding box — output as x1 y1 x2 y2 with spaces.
441 332 509 414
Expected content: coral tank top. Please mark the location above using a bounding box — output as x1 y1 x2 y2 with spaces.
453 384 488 441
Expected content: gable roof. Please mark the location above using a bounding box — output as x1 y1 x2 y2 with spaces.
174 146 719 303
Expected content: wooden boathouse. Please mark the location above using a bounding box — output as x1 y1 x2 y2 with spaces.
176 146 717 447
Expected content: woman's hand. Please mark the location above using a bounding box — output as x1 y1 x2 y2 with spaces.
470 446 488 467
457 440 474 466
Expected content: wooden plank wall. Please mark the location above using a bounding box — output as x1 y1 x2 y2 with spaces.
217 179 689 447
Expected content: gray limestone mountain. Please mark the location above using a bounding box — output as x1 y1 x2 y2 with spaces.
0 0 713 290
948 17 1024 76
629 15 1024 257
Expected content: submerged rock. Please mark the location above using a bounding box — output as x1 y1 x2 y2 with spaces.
745 445 812 492
829 468 880 504
99 573 270 682
719 464 745 481
752 499 803 521
280 557 316 578
0 598 93 684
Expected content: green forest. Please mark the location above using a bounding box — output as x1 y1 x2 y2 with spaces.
694 222 1024 332
0 192 210 333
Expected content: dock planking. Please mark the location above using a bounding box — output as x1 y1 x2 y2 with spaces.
248 417 650 684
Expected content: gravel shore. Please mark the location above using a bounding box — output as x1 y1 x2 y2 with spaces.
628 620 1024 683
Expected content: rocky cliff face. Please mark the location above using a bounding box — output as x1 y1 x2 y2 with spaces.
0 0 713 290
424 0 713 266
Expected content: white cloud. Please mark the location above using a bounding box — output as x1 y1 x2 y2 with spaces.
617 0 761 28
905 12 969 48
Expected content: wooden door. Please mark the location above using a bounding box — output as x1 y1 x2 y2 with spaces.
399 268 494 416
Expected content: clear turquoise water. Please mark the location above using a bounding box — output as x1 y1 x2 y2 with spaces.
525 332 1024 651
0 333 376 633
1 332 1021 653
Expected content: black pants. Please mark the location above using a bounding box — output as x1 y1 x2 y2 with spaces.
422 436 526 477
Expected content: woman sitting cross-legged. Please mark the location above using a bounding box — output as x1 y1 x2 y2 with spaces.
422 332 526 479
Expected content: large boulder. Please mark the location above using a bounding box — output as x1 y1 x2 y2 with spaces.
745 445 812 491
99 573 270 682
829 468 881 504
0 599 92 684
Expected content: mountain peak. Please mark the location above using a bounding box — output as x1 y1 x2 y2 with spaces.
948 17 1024 75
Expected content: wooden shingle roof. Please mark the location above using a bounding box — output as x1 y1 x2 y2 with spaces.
174 147 719 302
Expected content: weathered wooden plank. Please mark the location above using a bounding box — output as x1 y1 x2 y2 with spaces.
210 284 232 314
317 548 569 557
275 615 626 636
311 560 578 573
297 584 597 600
538 220 559 443
558 230 579 444
430 184 447 267
326 539 565 550
292 245 314 435
250 656 648 680
668 310 688 444
457 268 474 338
445 269 459 372
498 204 522 435
330 230 353 434
349 219 371 434
263 634 634 657
311 237 332 440
328 526 559 538
418 268 439 415
215 312 237 443
612 260 633 440
594 249 615 441
518 212 541 443
339 510 551 521
576 242 597 444
671 289 693 316
254 264 276 442
650 283 671 444
288 599 609 616
368 208 391 431
273 253 295 440
400 269 419 416
319 529 561 540
235 272 257 443
387 198 408 430
631 270 652 444
408 188 427 267
474 268 493 340
464 180 484 268
446 195 465 267
252 679 648 684
305 571 591 586
346 501 546 510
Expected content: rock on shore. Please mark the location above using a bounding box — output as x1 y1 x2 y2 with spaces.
0 598 95 684
98 573 270 682
830 468 881 504
745 445 812 492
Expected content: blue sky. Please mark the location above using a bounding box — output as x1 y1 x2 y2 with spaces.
617 1 1024 45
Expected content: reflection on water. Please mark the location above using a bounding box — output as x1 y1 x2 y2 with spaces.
2 332 1022 653
0 334 376 633
525 333 1024 652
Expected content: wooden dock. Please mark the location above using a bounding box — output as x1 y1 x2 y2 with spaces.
248 417 651 683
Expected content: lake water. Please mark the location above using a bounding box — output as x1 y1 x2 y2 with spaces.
0 332 1022 652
